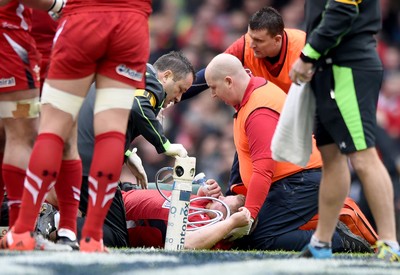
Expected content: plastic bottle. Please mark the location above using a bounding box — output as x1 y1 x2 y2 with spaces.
192 172 207 186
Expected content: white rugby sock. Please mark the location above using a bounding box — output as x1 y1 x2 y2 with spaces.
381 240 400 251
310 234 331 248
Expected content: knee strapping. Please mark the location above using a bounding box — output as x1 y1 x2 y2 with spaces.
94 88 135 114
41 83 84 120
0 97 40 118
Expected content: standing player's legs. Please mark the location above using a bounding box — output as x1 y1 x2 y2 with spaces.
54 123 82 249
314 144 350 244
350 148 396 240
77 11 149 252
306 65 399 259
0 28 42 235
339 68 399 259
0 121 5 218
0 89 39 228
79 75 136 252
331 67 397 241
8 76 92 251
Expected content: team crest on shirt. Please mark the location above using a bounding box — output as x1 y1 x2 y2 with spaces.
0 77 16 88
116 64 143 81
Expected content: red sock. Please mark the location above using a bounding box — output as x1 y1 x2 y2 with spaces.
13 133 64 233
54 159 82 234
2 164 25 227
0 153 4 223
82 131 125 241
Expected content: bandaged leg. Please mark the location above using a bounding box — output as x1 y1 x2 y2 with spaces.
94 88 135 114
0 97 39 119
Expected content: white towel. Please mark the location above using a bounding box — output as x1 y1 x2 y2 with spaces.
271 82 315 167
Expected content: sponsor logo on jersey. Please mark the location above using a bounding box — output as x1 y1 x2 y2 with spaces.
116 64 143 81
0 77 16 88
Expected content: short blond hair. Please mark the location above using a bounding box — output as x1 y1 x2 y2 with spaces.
229 194 246 214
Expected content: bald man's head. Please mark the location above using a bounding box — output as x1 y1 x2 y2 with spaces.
205 53 246 83
205 54 250 106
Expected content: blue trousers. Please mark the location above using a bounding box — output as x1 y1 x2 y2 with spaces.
235 169 345 251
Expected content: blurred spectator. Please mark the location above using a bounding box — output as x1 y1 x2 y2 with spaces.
280 0 305 29
377 71 400 159
380 0 400 46
379 45 400 72
178 4 226 52
242 0 273 16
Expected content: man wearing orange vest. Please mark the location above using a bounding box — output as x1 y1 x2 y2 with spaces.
224 6 304 93
204 53 372 252
184 6 304 98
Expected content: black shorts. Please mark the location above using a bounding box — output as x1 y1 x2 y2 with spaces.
79 176 129 247
311 64 383 153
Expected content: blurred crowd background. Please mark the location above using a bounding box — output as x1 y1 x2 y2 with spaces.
131 0 400 225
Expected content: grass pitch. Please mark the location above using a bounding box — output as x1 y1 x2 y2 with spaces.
1 249 400 275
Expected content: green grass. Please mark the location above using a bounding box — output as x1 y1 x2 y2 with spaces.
1 248 399 275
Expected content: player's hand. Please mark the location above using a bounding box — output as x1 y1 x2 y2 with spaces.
125 148 148 189
48 0 66 20
156 109 165 124
229 207 251 228
164 143 188 158
225 207 254 242
289 58 314 85
200 179 222 198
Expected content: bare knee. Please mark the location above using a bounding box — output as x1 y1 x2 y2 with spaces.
63 137 79 159
348 147 380 175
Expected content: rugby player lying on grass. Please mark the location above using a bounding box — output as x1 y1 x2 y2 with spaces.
36 176 252 250
123 178 251 250
35 173 372 252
